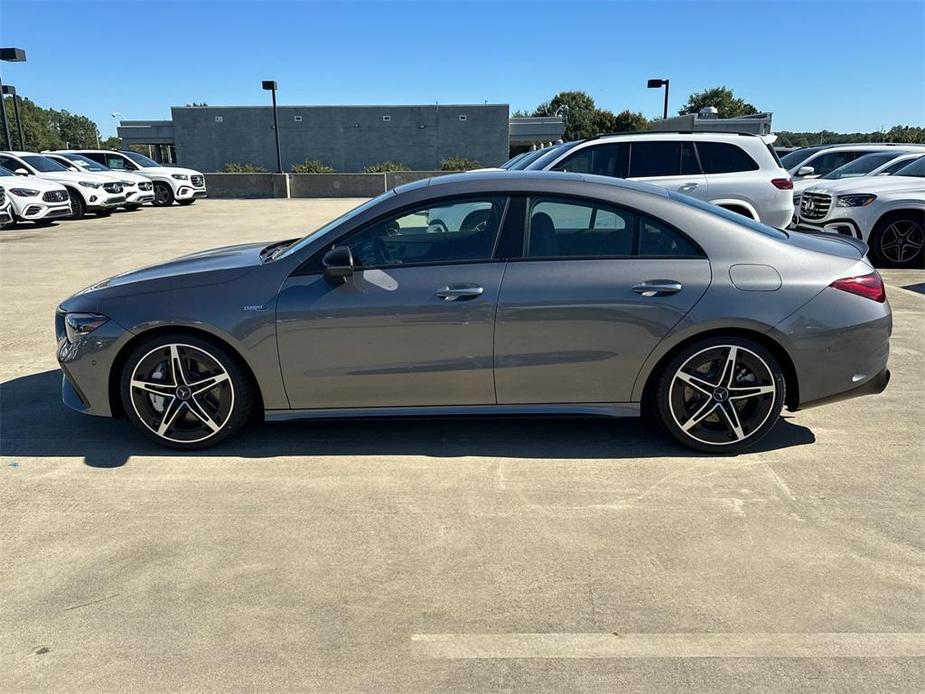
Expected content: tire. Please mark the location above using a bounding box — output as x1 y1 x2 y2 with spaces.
152 182 175 207
66 188 85 219
655 336 786 454
177 199 197 206
120 334 254 450
869 211 925 269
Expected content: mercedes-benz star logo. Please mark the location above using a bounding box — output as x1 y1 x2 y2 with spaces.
712 387 729 402
175 385 192 401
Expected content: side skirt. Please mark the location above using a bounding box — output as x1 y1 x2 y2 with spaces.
264 402 641 422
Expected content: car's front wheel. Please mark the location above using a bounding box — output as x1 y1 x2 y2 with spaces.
152 182 175 207
655 337 785 453
120 335 254 449
67 189 85 219
871 212 925 268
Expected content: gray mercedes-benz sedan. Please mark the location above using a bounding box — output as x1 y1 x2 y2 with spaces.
56 171 891 453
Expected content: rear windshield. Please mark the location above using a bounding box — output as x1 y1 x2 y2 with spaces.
668 193 789 239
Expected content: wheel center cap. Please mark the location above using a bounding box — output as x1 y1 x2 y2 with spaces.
175 385 192 401
712 387 729 402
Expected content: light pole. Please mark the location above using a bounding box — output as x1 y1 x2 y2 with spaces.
1 85 24 149
0 47 27 150
262 80 282 173
647 78 670 120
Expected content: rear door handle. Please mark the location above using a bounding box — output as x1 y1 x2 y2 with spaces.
436 285 484 301
633 280 683 297
679 182 699 192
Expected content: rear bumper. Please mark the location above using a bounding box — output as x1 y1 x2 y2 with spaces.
799 368 890 410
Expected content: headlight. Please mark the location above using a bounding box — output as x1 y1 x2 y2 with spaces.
64 313 109 342
836 194 877 208
79 181 102 189
9 188 39 197
171 174 189 181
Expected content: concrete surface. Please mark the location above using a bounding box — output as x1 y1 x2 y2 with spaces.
1 200 923 693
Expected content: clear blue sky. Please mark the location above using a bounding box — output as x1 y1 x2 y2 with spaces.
2 0 923 137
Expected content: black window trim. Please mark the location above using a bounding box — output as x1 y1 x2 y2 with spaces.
291 193 513 276
515 193 707 262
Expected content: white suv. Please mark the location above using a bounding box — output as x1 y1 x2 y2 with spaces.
0 151 124 219
795 156 925 268
59 149 206 207
522 132 794 228
42 152 155 209
0 164 72 225
0 183 13 228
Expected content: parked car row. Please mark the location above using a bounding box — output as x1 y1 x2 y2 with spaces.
0 149 207 229
499 133 924 268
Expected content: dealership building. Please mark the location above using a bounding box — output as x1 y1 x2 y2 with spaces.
118 105 565 173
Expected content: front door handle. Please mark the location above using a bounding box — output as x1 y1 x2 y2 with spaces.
436 285 484 301
679 182 699 192
633 280 683 297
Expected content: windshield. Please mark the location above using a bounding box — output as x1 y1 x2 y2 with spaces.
499 152 528 169
276 191 395 260
668 192 789 239
893 156 925 178
61 153 110 172
780 147 823 169
526 142 579 170
123 151 162 167
823 152 898 180
22 155 69 173
508 145 565 170
0 165 14 176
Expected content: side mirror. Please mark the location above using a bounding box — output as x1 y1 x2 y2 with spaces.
796 166 815 177
14 168 29 176
322 246 354 283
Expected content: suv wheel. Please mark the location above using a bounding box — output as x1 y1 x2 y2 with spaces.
153 182 175 207
871 212 924 268
67 189 85 218
656 337 785 453
120 335 254 450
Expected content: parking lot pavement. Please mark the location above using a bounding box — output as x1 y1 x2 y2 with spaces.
1 201 923 693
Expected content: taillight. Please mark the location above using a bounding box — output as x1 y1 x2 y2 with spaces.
830 272 886 302
771 177 793 190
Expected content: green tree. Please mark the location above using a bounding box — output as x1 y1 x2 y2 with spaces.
534 91 598 140
679 86 758 118
100 136 122 149
49 109 99 148
592 109 649 134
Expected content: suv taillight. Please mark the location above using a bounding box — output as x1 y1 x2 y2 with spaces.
830 272 886 303
771 177 793 190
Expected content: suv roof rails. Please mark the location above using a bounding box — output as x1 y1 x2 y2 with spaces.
580 129 760 143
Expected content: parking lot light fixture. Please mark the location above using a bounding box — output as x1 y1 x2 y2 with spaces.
2 85 24 149
0 47 28 150
647 78 670 120
262 80 282 173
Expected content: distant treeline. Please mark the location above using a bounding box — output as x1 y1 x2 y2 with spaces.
776 126 925 147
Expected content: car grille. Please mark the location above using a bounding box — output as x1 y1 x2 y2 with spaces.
0 187 6 206
800 192 832 221
43 190 69 203
121 180 136 188
103 182 123 194
138 181 153 191
191 175 204 188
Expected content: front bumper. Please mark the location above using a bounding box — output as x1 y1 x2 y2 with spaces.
12 199 72 221
124 184 155 205
795 218 863 239
0 206 12 226
175 186 207 200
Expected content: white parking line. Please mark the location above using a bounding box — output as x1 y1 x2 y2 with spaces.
411 632 925 659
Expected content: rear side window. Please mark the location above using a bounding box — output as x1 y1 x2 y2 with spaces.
696 142 760 173
552 143 629 178
629 142 698 178
639 216 701 256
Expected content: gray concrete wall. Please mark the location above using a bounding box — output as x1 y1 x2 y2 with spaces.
205 173 289 199
172 105 509 173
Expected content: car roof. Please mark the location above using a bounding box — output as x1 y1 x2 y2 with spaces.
393 170 671 198
581 130 766 143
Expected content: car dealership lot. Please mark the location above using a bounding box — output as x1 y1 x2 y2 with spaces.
2 201 923 692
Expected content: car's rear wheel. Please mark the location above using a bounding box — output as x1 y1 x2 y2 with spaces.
66 189 85 219
152 182 175 207
655 337 785 453
871 212 925 268
120 335 253 450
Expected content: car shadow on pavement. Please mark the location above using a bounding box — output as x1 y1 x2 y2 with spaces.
1 370 816 469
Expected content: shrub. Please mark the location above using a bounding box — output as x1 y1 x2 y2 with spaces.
291 159 335 173
222 162 267 173
363 161 410 173
440 156 481 171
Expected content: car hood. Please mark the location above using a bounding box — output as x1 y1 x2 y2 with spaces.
35 170 115 185
138 165 203 177
804 175 925 196
0 173 68 192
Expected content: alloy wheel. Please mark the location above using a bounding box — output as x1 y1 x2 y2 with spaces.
879 219 923 265
668 345 777 446
154 184 172 206
129 343 234 443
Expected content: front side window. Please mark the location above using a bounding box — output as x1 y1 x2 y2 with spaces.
0 155 25 172
527 198 634 258
551 143 629 178
804 151 860 176
342 197 506 268
696 142 760 174
103 153 134 170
